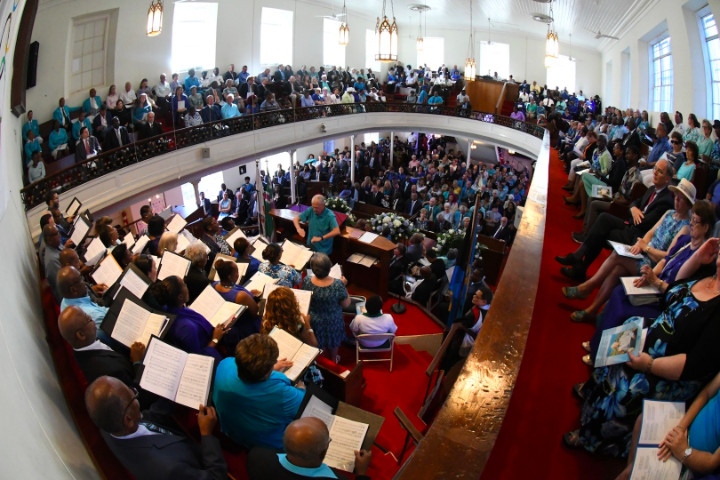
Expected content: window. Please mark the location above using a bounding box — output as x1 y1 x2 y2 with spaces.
650 35 673 112
198 172 225 202
479 41 509 80
181 183 197 209
260 8 293 66
365 30 381 72
70 13 111 93
323 18 346 67
546 55 577 94
417 37 444 70
700 9 720 120
260 152 292 175
171 3 218 74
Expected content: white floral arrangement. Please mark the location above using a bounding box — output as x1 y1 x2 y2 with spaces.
435 229 465 255
370 212 416 242
326 196 356 225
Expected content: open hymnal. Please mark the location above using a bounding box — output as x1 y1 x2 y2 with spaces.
189 284 246 328
347 253 378 268
224 227 247 247
83 236 107 266
263 284 312 315
157 250 191 281
109 296 170 347
69 215 91 247
175 232 191 254
158 205 174 220
621 277 663 306
299 394 369 472
112 263 153 300
629 400 685 480
65 197 82 218
249 237 270 262
244 271 278 294
139 337 214 410
132 235 151 255
608 240 644 260
595 317 645 368
358 231 379 244
122 233 135 251
592 185 612 199
208 254 249 283
280 240 314 269
91 254 123 287
268 327 320 382
165 214 187 234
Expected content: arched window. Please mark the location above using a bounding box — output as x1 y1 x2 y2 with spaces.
649 35 673 112
699 8 720 120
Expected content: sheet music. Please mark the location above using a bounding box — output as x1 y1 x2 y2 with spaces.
117 268 150 300
358 232 379 244
280 240 314 269
70 217 91 246
244 271 278 293
638 400 685 445
268 327 303 364
151 255 160 271
175 233 190 253
140 340 186 401
84 237 107 266
112 299 151 347
122 233 135 250
166 214 187 234
210 302 242 328
608 240 644 260
66 197 82 217
325 416 368 472
209 254 248 283
300 395 334 428
175 354 214 410
224 227 247 247
347 253 364 263
91 255 123 287
157 251 191 281
621 277 662 296
284 344 319 381
329 263 343 280
132 235 151 254
189 285 225 323
629 448 682 480
250 237 269 262
139 313 167 346
263 284 312 315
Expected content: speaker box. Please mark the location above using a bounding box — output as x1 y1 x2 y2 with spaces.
26 41 39 89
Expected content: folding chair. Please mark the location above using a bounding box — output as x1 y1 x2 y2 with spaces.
355 333 395 372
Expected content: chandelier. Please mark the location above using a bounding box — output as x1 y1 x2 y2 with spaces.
544 2 559 68
339 0 349 46
411 4 429 52
146 0 163 37
464 0 476 80
416 9 423 51
375 0 398 62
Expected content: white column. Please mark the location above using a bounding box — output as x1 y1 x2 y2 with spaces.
389 130 394 169
289 149 297 204
350 135 356 184
191 179 201 207
467 139 473 163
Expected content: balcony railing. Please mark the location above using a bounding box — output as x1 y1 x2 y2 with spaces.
20 102 545 210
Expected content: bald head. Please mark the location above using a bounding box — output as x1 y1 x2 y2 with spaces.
58 305 95 348
57 266 86 299
85 376 137 435
283 417 330 468
59 248 81 268
43 224 61 248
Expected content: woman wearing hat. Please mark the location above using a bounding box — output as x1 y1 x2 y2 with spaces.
561 178 695 324
349 295 397 348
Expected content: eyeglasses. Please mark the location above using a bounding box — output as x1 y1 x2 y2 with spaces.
123 387 139 418
670 140 681 145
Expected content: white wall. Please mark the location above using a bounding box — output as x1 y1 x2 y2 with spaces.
27 0 603 124
602 0 720 123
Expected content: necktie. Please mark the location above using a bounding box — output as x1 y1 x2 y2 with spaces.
116 129 122 145
85 139 90 154
141 421 173 436
643 191 656 214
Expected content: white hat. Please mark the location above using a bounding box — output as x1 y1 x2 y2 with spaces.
669 178 696 205
346 87 355 93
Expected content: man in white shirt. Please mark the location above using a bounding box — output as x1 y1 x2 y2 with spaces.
350 295 397 348
119 81 137 109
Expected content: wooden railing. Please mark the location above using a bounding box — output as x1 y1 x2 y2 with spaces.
20 103 545 210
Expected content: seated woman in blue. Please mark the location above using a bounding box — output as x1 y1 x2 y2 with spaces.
150 276 226 361
213 333 305 450
233 237 261 282
212 259 261 340
259 243 302 288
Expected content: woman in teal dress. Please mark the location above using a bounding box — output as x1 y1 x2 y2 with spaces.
301 253 350 362
565 243 720 458
562 181 693 323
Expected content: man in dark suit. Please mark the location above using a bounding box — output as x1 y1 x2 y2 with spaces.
492 216 512 242
139 111 163 139
93 104 112 142
367 185 383 206
104 117 131 150
74 126 101 163
556 158 675 281
58 306 143 388
200 94 222 124
405 191 422 215
85 376 227 480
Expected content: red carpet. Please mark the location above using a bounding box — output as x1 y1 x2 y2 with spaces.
480 149 625 479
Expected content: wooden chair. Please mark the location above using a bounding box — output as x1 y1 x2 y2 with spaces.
393 406 425 464
355 333 396 372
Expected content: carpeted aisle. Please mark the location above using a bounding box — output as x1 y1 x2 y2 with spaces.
480 149 624 479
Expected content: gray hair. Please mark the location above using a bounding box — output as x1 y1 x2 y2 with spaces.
184 243 208 268
309 252 332 279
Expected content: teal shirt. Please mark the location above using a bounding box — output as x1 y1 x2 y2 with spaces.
298 207 338 254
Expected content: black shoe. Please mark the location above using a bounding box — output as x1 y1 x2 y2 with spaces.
555 253 578 266
572 382 585 400
561 266 586 282
572 232 586 244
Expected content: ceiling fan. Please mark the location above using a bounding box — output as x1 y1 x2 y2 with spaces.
588 29 619 40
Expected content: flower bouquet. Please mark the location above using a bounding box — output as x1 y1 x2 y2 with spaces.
370 212 416 243
326 196 356 225
435 229 466 256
